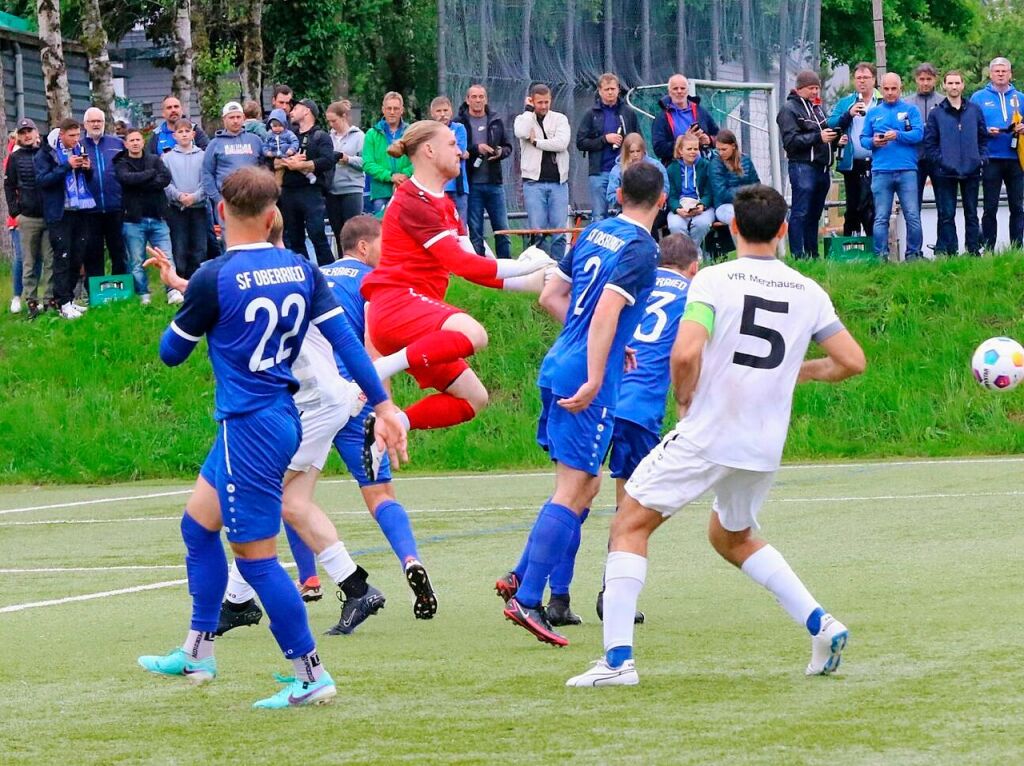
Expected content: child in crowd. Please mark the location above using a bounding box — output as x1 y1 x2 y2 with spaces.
161 119 209 282
263 109 314 185
666 132 715 256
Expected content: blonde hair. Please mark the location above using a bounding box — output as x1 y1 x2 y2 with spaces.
673 132 700 160
387 120 446 159
619 132 648 170
327 100 352 119
382 91 404 108
269 207 285 246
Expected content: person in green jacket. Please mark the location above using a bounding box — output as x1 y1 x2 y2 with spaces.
666 132 715 255
363 91 414 214
708 129 760 225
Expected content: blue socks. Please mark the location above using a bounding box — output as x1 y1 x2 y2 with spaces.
284 522 317 583
606 645 633 669
806 606 826 636
236 555 315 659
550 507 589 596
514 502 580 608
181 512 227 633
374 500 419 565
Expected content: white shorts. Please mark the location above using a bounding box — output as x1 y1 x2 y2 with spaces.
288 397 353 473
625 432 776 532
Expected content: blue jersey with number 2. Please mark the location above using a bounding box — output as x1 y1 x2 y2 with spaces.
539 215 659 409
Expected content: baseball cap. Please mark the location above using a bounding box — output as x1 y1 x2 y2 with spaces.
297 99 320 120
221 101 244 117
16 117 37 132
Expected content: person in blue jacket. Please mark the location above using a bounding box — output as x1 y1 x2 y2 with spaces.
81 107 127 280
969 56 1024 249
651 74 719 165
860 72 924 261
707 129 760 226
827 63 881 236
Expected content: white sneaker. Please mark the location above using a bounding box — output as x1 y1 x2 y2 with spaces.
59 301 83 320
566 658 639 687
140 293 152 306
167 288 184 305
10 296 22 313
806 614 848 676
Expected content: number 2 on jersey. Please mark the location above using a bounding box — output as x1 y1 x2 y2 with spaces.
572 256 602 316
633 290 676 342
733 294 789 369
245 293 306 372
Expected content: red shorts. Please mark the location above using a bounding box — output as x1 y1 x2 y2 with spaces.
367 287 469 391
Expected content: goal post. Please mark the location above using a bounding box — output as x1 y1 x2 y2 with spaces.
626 80 784 196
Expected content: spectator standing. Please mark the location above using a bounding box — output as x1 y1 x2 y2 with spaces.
708 129 760 225
116 128 173 304
651 74 719 165
5 133 23 313
860 72 924 261
114 120 129 139
325 100 366 254
777 70 841 259
970 57 1024 249
162 119 209 280
82 107 127 279
243 100 268 140
202 101 263 243
575 73 639 220
271 85 294 117
263 108 303 184
145 95 210 155
828 62 881 236
605 132 669 213
363 92 413 214
35 118 95 319
666 133 715 254
276 98 336 266
455 84 513 259
513 83 572 261
925 70 988 256
431 96 470 224
5 118 53 319
910 62 942 205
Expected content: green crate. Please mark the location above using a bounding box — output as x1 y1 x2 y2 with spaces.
826 235 874 262
88 274 134 305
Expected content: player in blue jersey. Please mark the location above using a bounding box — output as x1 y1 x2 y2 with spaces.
137 167 406 709
501 162 666 647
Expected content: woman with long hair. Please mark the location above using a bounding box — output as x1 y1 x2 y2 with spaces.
324 100 365 255
604 132 669 214
666 132 715 255
708 128 761 225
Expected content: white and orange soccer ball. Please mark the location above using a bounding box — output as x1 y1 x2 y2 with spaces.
971 336 1024 392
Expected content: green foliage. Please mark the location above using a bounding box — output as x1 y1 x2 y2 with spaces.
194 42 238 129
262 0 347 111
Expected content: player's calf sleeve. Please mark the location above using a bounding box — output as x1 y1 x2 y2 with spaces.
236 556 315 659
405 393 477 430
515 503 580 608
603 551 647 658
549 507 589 597
317 541 357 586
374 499 419 565
181 512 228 633
284 522 318 583
740 545 821 632
224 559 256 604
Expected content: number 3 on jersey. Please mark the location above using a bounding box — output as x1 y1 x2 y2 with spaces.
245 293 306 372
633 290 676 342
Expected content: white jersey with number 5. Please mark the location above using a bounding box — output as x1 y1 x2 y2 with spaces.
676 256 844 472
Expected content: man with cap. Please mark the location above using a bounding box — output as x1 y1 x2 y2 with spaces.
910 62 941 206
201 101 262 247
777 70 843 259
275 98 336 266
4 117 55 319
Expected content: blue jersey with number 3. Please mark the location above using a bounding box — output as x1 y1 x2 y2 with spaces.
539 215 659 408
169 244 341 420
615 267 690 433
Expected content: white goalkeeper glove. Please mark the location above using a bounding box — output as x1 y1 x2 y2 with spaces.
494 245 554 279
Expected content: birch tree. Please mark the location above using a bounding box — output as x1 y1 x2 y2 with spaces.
81 0 115 125
171 0 194 114
37 0 72 124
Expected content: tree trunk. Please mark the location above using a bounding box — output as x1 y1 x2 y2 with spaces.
641 0 651 82
676 0 687 74
710 0 720 80
37 0 72 125
603 0 613 74
479 0 489 80
522 0 532 81
80 0 114 126
872 0 887 78
437 0 447 97
565 0 575 86
171 0 194 116
239 0 263 102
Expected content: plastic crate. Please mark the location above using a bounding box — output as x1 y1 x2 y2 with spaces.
88 274 134 306
825 235 874 262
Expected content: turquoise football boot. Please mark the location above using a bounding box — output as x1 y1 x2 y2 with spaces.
252 672 337 709
138 647 217 685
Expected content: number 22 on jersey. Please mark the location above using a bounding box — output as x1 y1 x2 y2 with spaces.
245 293 306 372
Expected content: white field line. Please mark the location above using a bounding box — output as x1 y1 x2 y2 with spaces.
2 456 1022 517
0 580 188 613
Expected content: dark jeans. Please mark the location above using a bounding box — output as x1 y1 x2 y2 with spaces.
787 162 831 258
280 185 334 266
166 206 210 279
48 210 92 305
467 182 511 259
206 200 222 261
840 159 873 236
916 158 936 208
325 192 364 254
85 210 126 276
932 174 980 255
981 158 1024 249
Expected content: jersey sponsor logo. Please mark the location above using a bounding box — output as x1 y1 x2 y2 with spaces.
235 266 307 290
584 228 627 253
223 143 255 155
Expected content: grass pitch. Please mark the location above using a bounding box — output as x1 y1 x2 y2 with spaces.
1 458 1021 765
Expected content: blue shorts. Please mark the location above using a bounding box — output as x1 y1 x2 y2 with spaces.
608 418 660 480
538 386 615 477
332 401 392 486
199 404 301 544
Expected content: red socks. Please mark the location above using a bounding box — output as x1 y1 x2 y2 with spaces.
404 330 475 370
405 394 477 430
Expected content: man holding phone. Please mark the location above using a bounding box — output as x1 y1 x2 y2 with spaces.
829 62 881 237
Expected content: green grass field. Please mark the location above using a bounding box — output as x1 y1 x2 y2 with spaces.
1 458 1021 765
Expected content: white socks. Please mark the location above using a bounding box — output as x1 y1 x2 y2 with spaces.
225 559 255 603
373 349 409 382
184 629 215 660
318 541 357 586
741 545 820 627
603 551 648 652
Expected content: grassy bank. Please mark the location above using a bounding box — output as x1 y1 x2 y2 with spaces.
0 254 1022 484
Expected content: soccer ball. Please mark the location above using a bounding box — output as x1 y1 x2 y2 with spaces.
971 337 1024 391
